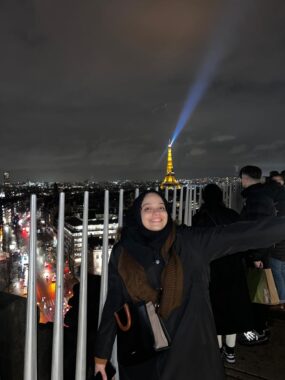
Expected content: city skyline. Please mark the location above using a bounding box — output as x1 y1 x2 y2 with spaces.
1 0 285 182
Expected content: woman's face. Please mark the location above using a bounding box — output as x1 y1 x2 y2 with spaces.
140 193 168 231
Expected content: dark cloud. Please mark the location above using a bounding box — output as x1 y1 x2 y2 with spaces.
0 0 285 181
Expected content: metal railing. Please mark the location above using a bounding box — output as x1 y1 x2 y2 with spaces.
24 183 241 380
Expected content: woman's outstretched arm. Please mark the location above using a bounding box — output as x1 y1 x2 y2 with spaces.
191 216 285 263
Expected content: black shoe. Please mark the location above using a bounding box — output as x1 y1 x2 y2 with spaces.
238 330 269 346
223 346 236 364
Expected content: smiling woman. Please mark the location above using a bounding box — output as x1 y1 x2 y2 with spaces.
94 190 285 380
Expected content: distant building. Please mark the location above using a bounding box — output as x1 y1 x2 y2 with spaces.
64 214 119 272
3 172 10 187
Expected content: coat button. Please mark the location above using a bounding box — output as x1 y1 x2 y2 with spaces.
155 259 160 265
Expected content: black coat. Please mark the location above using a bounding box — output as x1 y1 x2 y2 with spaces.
192 205 253 334
240 183 276 264
95 217 285 380
240 183 276 220
267 182 285 261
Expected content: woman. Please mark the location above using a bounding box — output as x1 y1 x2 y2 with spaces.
192 184 253 363
94 190 285 380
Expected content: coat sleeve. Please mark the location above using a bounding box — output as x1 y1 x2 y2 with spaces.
275 187 285 216
94 245 125 360
191 216 285 263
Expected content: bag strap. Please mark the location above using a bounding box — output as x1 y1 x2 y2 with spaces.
114 303 132 332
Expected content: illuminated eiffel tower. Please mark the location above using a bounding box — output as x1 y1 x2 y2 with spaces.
160 143 181 189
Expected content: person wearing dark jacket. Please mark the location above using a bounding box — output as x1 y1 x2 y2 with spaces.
270 172 284 187
94 190 285 380
192 184 253 364
267 172 285 215
239 165 276 345
269 172 285 305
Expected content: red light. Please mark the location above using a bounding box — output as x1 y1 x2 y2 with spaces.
21 229 28 238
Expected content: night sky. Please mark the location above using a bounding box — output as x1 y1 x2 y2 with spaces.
1 0 285 182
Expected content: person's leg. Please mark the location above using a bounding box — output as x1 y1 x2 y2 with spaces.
225 334 236 348
279 260 285 302
224 334 236 364
252 303 269 334
238 303 269 346
217 335 222 349
217 335 224 357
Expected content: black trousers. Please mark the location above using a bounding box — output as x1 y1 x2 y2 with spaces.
252 303 269 333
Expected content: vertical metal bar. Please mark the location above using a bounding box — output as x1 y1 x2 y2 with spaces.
229 183 233 209
198 185 203 207
188 186 193 226
24 195 37 380
231 183 236 211
237 181 243 211
184 186 189 225
98 190 109 325
113 192 122 377
75 192 89 380
112 338 119 380
135 188 139 199
223 183 227 206
155 186 159 192
223 184 227 206
118 189 124 228
51 193 65 380
222 183 226 203
172 187 177 221
193 186 197 216
227 184 230 207
165 187 169 201
178 187 184 225
233 181 242 212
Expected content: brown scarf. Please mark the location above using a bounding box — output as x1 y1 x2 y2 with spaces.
118 225 183 319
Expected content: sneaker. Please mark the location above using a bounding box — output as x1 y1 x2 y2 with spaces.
223 346 236 364
238 330 269 346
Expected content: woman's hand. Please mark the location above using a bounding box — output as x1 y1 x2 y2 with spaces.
95 363 107 380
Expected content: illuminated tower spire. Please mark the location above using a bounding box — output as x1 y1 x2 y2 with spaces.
160 143 181 189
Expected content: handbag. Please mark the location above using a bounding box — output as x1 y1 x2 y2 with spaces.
114 301 171 366
247 268 280 305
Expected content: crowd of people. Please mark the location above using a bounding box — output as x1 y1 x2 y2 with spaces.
90 165 285 380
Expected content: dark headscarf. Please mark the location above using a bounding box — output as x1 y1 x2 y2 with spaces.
121 190 173 254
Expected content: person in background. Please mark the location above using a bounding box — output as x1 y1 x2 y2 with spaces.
268 171 285 309
238 165 276 345
270 171 285 186
193 184 253 364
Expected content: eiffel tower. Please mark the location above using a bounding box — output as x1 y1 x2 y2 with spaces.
160 143 181 189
